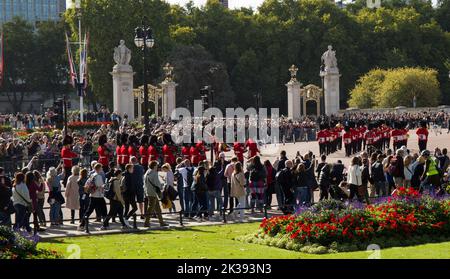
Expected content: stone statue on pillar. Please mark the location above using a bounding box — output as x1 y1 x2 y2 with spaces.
114 40 132 66
111 40 134 120
286 64 302 119
160 63 177 119
320 45 340 116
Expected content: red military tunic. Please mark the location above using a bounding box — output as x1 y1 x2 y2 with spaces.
97 145 110 167
181 146 191 160
148 145 159 163
128 145 137 159
391 129 402 145
416 127 428 142
116 145 122 165
343 131 352 146
233 142 245 162
162 144 176 165
61 146 77 168
119 144 130 165
317 130 327 145
245 139 259 158
190 146 201 165
139 145 149 167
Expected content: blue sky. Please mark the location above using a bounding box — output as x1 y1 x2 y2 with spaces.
67 0 438 10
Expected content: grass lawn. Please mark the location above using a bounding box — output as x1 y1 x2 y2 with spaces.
38 223 450 259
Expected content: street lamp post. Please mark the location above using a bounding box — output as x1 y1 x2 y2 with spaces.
134 17 155 134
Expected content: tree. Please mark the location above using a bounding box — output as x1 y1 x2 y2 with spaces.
348 67 440 108
436 0 450 32
166 45 234 110
0 18 37 113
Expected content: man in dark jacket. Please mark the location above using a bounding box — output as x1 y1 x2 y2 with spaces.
371 154 387 197
276 160 295 214
275 151 288 209
318 163 331 201
0 167 13 226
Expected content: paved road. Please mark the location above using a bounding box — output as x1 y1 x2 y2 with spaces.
36 128 449 238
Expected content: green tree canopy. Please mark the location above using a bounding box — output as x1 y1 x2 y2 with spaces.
349 67 440 108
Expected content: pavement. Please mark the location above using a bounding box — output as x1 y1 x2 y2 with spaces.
35 128 449 239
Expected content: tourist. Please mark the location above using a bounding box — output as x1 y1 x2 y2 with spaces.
230 162 246 222
143 161 168 227
360 158 371 204
46 167 63 227
318 162 331 201
347 157 363 202
191 164 208 221
12 172 32 233
276 160 295 214
391 149 405 187
275 151 288 209
161 163 176 213
294 163 310 206
0 168 13 226
247 156 267 213
122 164 138 221
33 170 46 227
224 157 238 214
263 160 276 208
102 170 131 230
403 155 415 188
438 148 450 172
371 154 387 197
411 155 426 190
25 171 44 231
65 166 81 224
216 153 229 215
420 150 441 194
206 161 223 219
77 168 89 222
177 159 196 218
78 163 107 230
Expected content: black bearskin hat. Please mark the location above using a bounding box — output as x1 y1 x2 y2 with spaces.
63 135 73 146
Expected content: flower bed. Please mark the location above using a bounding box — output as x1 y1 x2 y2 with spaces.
0 226 62 259
237 188 450 254
68 121 112 130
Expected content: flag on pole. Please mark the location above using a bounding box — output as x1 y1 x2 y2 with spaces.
0 33 4 87
81 32 89 92
65 33 78 88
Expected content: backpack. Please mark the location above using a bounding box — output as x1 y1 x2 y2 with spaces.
388 159 397 176
104 178 116 200
186 168 194 188
83 174 96 194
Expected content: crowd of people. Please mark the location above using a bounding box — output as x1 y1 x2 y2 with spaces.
0 109 449 235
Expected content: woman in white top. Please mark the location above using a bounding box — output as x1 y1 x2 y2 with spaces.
65 166 81 224
231 162 246 222
161 163 176 212
403 155 415 188
347 157 362 202
12 172 32 232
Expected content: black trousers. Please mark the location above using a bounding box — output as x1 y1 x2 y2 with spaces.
418 141 427 152
319 184 329 201
103 200 125 227
281 184 295 214
81 197 107 226
124 195 138 219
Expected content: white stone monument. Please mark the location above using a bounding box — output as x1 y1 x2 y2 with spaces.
111 40 135 120
320 45 340 116
286 65 302 119
160 63 177 120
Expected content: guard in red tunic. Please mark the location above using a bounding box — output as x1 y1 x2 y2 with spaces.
181 144 191 160
139 135 150 171
233 141 245 163
245 138 259 158
61 135 77 186
391 123 402 152
148 135 159 163
190 142 201 166
196 140 208 162
382 124 391 151
316 123 328 156
97 134 111 173
343 125 352 157
365 123 376 155
400 123 409 148
162 134 176 168
350 122 358 155
416 120 429 152
116 134 122 168
127 135 138 160
119 133 130 170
